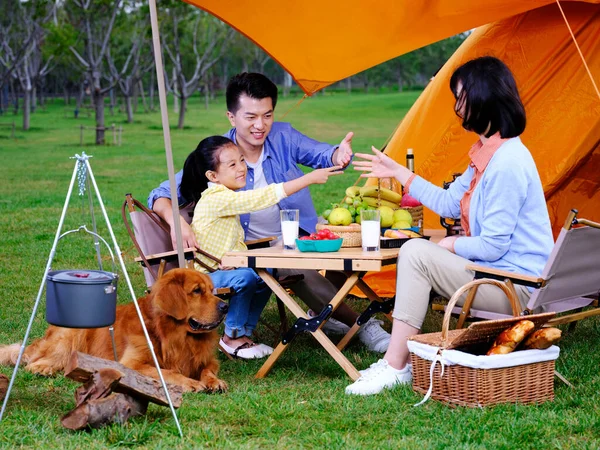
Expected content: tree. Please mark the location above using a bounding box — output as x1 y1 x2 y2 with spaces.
0 0 56 128
67 0 123 144
161 5 234 129
105 8 153 123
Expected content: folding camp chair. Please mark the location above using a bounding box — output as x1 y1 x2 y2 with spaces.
122 193 293 339
437 209 600 329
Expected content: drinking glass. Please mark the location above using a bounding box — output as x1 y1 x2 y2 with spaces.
360 209 381 251
280 209 300 250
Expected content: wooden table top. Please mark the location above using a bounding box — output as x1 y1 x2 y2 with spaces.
222 246 399 272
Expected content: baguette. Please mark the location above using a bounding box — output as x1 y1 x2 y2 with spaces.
521 327 562 350
486 320 535 355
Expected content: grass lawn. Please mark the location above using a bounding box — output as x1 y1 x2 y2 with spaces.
1 93 599 449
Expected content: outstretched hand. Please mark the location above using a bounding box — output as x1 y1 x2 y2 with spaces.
353 146 412 185
333 132 354 168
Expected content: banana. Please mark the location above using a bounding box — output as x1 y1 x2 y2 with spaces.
362 196 400 210
359 186 402 204
345 186 361 198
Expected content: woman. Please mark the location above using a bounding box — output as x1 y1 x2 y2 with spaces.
347 56 554 395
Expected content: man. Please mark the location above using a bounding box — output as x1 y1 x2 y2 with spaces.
148 73 390 353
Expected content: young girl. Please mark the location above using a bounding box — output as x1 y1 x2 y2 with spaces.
181 135 341 359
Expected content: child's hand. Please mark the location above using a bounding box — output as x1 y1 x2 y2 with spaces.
306 166 343 184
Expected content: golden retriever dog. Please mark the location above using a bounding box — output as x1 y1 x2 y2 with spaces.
0 268 228 393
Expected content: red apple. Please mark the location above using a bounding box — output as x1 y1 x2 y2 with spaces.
401 194 421 207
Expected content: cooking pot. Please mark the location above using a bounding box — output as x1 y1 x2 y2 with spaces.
46 269 118 328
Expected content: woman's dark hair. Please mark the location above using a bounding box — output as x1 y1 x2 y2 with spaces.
449 56 526 138
180 136 236 203
226 72 278 113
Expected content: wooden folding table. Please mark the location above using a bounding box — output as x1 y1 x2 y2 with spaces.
221 246 399 380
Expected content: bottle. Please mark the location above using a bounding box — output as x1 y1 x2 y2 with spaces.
406 148 414 172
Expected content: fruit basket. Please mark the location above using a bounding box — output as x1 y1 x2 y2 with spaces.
316 224 361 248
295 238 343 253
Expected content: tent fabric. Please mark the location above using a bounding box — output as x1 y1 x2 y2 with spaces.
184 0 598 95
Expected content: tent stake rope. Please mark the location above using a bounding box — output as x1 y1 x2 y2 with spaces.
556 0 600 101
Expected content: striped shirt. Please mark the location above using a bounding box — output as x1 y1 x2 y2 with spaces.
191 183 286 273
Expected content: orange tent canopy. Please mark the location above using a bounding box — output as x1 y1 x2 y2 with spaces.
185 0 599 94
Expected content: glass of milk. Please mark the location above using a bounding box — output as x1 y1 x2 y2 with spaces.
360 209 381 251
280 209 300 250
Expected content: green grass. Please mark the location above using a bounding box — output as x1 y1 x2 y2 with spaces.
1 94 600 449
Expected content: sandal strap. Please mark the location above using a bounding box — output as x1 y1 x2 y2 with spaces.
232 342 254 357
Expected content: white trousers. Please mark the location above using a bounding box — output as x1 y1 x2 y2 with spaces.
393 238 531 329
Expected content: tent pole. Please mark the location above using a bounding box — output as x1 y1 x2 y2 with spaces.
148 0 185 268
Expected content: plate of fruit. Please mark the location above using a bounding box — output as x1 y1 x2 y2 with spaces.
296 229 343 252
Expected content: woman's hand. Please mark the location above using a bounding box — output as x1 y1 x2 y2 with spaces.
352 147 413 185
437 236 459 253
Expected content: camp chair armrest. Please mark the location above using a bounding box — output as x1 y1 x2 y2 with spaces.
465 263 544 289
246 236 276 249
134 248 196 267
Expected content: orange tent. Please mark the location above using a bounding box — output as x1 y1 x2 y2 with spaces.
183 0 600 297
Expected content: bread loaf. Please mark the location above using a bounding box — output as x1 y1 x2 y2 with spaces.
486 320 535 355
521 327 562 350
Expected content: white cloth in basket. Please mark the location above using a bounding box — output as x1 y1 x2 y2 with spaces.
407 341 559 369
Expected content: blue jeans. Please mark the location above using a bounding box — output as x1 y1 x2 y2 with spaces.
209 268 272 339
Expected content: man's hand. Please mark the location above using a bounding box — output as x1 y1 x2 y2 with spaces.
171 220 198 250
437 236 459 254
333 131 354 168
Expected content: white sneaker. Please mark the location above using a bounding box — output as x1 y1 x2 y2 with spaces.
307 309 351 335
357 319 390 353
345 359 412 396
359 360 411 376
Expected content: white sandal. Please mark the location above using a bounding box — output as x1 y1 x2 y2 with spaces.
219 338 272 359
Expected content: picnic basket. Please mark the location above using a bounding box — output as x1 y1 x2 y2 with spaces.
316 223 361 248
408 279 559 407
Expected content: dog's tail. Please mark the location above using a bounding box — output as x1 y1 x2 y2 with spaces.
0 343 25 366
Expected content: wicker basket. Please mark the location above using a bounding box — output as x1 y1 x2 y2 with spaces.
316 223 361 248
409 280 558 407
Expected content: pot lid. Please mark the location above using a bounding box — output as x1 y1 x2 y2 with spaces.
47 269 117 284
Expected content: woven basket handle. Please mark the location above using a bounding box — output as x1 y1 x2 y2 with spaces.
440 278 520 347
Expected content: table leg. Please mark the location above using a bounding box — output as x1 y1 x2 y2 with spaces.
255 269 361 380
337 278 393 351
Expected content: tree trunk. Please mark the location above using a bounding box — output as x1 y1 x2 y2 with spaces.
132 79 139 114
283 72 292 97
346 77 352 94
109 79 115 116
23 88 31 130
31 85 37 112
138 79 148 113
125 96 134 123
149 72 155 111
177 96 186 129
94 90 105 145
173 68 179 114
11 82 19 115
398 75 403 92
204 81 209 110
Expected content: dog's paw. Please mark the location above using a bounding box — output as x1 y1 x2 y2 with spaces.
25 361 58 377
186 380 208 393
205 377 228 393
